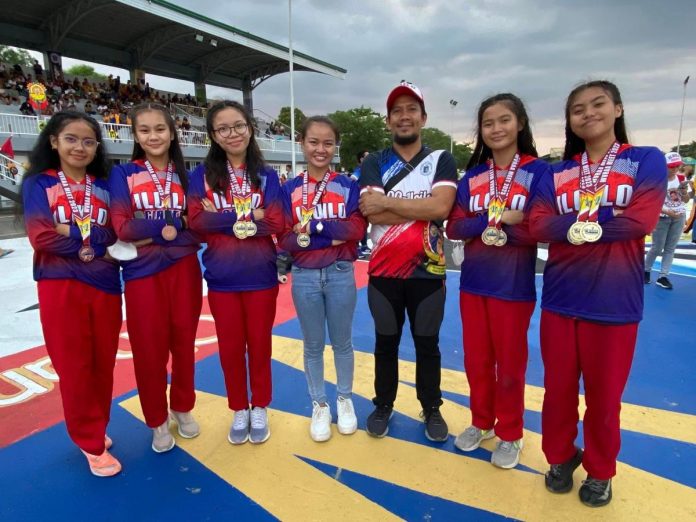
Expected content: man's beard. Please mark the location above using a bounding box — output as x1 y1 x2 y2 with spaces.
393 133 419 146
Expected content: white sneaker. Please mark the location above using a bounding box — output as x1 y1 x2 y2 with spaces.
152 419 175 453
310 401 332 442
336 396 357 435
249 407 270 444
228 409 250 445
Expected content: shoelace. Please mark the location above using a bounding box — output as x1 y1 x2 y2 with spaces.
548 464 564 478
250 408 266 429
422 409 444 424
233 410 249 430
497 441 517 452
312 403 330 420
583 478 609 494
374 406 391 420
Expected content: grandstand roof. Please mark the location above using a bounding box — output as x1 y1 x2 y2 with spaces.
1 0 346 90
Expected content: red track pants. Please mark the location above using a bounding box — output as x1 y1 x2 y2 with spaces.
38 279 122 455
208 286 278 411
540 310 637 479
460 291 534 441
124 254 202 427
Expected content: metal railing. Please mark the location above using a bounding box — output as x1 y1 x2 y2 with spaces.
0 113 338 158
0 151 24 185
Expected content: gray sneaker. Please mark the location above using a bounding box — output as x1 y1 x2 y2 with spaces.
491 439 523 469
152 419 175 453
228 409 250 445
454 425 494 452
170 410 200 439
249 407 270 444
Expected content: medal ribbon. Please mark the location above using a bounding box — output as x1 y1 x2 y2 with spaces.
300 170 331 229
144 161 173 210
486 154 521 228
57 170 92 244
226 162 252 221
578 142 619 222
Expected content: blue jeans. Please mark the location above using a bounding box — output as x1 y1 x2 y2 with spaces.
645 214 686 276
291 260 357 404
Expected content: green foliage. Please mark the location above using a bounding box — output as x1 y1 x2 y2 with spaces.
0 46 34 69
421 127 473 170
276 106 306 130
672 140 696 159
65 64 107 81
328 107 390 170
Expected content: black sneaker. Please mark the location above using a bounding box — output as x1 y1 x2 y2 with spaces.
656 276 673 290
545 447 583 493
579 476 612 507
366 404 393 438
644 271 650 284
422 407 449 442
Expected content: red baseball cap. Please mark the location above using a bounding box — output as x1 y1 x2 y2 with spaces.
386 81 425 113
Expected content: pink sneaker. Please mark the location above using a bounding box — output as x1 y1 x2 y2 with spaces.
81 449 122 477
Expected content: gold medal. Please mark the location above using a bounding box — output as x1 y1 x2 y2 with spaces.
481 226 500 246
245 221 257 237
297 232 311 248
580 221 603 243
567 221 585 245
233 221 248 239
494 229 507 247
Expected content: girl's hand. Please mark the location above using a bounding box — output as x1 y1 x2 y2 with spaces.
501 210 524 225
55 224 71 237
201 198 217 213
253 208 265 221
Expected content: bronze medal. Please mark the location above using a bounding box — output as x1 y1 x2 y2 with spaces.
161 224 177 241
245 221 257 237
297 232 311 248
494 228 508 247
580 221 603 243
233 221 248 239
481 226 500 246
78 245 95 263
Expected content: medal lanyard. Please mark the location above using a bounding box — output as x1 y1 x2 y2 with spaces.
486 153 520 227
57 170 92 244
300 170 331 227
226 162 252 220
144 160 173 209
578 142 619 222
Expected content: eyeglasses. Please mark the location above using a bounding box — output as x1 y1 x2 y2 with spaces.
213 122 249 138
58 134 100 149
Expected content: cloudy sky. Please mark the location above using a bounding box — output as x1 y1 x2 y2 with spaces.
64 0 696 155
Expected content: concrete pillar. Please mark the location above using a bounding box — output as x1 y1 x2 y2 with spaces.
242 77 253 115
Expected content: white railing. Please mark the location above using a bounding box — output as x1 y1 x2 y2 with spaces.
0 112 339 158
0 152 23 184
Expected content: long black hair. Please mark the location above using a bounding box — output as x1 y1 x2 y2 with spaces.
204 100 265 193
23 111 109 180
18 111 108 219
466 93 538 170
562 80 629 160
129 103 188 191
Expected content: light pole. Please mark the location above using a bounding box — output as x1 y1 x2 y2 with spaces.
288 0 296 176
677 76 689 154
449 99 458 154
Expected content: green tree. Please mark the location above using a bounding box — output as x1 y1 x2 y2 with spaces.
0 46 34 69
672 140 696 158
328 107 390 170
65 64 107 81
276 106 306 132
421 127 472 170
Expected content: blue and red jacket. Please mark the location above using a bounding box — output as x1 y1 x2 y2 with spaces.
529 145 666 323
23 169 120 294
108 159 201 281
188 164 283 291
447 155 550 301
279 172 366 269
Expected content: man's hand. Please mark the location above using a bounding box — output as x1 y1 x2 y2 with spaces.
359 188 388 216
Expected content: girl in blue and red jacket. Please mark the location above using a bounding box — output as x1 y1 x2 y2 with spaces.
22 111 122 477
446 93 550 469
529 81 666 507
188 101 283 445
279 116 367 442
109 103 202 453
